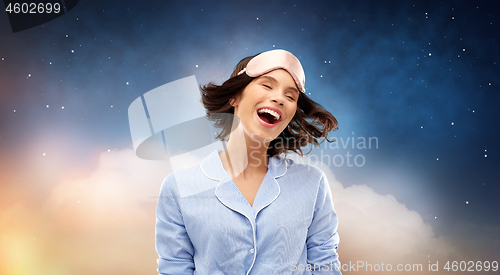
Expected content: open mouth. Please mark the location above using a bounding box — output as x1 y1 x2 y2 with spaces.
257 108 281 126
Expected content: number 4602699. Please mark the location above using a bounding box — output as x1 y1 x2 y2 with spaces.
443 261 498 272
5 2 61 14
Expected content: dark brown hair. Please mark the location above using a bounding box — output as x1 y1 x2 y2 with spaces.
200 53 338 158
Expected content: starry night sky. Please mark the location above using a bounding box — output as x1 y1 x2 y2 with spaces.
1 0 499 273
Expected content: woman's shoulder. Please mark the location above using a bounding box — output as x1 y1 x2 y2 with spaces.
274 155 330 199
161 151 221 198
164 163 202 181
160 162 205 192
277 154 326 181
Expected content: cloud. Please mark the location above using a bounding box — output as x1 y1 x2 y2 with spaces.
288 154 461 274
0 148 470 274
1 148 168 275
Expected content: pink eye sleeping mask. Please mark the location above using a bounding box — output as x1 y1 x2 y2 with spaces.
237 49 306 93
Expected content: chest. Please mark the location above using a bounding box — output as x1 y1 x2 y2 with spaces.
179 177 316 260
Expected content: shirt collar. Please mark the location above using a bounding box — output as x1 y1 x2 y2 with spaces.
200 149 288 217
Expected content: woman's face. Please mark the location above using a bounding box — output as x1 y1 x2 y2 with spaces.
232 69 299 144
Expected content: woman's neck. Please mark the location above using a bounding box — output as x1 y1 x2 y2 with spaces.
219 125 269 180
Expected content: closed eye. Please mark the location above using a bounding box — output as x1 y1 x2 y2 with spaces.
262 84 272 89
287 95 295 101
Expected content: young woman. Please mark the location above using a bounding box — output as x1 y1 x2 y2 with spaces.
155 49 342 274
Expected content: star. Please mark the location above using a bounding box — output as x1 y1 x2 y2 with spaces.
451 122 454 125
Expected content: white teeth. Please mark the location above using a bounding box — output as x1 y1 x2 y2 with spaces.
257 108 280 120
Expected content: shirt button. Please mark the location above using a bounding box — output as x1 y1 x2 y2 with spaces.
250 248 255 254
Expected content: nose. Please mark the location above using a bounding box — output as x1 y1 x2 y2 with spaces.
271 99 283 106
270 94 285 106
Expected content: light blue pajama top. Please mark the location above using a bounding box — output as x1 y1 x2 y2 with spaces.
155 149 342 274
